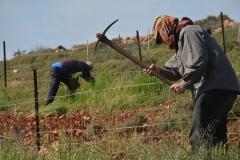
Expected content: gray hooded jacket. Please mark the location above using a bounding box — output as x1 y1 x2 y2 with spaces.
159 25 240 100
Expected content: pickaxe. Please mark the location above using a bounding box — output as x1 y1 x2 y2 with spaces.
91 19 119 58
92 19 173 86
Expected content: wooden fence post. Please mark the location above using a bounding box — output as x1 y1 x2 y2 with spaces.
148 29 150 50
119 34 121 46
238 25 240 42
87 40 89 61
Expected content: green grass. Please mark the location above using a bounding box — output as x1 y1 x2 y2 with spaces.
1 133 239 159
0 25 240 159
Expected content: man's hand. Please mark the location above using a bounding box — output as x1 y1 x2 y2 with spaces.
143 64 160 76
170 83 185 94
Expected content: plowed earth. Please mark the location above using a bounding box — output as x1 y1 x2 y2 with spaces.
0 104 239 153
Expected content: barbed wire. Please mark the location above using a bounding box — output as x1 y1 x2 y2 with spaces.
0 81 171 106
1 70 143 85
0 91 239 153
2 124 239 151
2 126 239 145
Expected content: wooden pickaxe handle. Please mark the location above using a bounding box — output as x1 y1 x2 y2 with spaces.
96 33 174 86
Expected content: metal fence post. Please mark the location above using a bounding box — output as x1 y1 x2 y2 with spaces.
221 12 226 54
3 41 7 87
33 69 40 151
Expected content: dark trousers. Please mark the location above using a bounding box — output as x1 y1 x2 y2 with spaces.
189 89 237 151
45 67 72 106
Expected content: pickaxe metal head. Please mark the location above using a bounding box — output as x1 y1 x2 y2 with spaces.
94 20 173 86
91 19 119 58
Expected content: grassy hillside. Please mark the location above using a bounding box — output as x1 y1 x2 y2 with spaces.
194 13 231 30
0 25 240 120
1 25 239 111
0 24 240 159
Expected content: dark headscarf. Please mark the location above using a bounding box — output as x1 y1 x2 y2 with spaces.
157 16 194 51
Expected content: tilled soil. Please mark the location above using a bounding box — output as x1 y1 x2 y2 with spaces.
0 105 239 152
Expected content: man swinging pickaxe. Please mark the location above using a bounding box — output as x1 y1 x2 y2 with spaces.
92 19 173 86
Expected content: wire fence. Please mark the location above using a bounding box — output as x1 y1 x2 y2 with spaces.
1 24 240 153
0 79 239 152
0 55 240 149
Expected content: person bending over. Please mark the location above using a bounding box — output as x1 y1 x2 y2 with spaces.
45 59 95 106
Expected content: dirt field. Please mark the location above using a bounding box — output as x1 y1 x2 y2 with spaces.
0 105 239 151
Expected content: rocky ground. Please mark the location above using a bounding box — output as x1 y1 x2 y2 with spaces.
0 104 239 152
